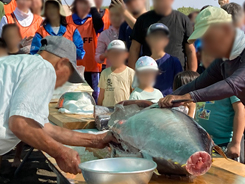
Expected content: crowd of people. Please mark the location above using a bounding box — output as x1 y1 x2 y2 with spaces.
1 0 245 176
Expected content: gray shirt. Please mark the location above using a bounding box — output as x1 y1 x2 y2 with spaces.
130 87 163 103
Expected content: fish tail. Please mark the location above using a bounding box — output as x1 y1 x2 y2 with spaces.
213 145 228 160
154 169 161 176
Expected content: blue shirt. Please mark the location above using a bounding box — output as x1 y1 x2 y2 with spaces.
118 22 132 50
30 23 85 59
195 97 240 145
154 53 183 96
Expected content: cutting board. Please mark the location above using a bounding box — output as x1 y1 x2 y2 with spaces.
48 103 95 130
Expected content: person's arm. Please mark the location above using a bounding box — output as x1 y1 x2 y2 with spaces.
186 102 196 118
95 32 107 63
90 7 104 33
111 0 136 29
0 16 8 36
9 116 81 174
43 123 116 149
128 40 141 69
159 59 224 107
73 29 85 59
128 16 144 69
30 33 42 55
98 88 105 105
185 43 197 71
226 99 245 159
173 59 223 95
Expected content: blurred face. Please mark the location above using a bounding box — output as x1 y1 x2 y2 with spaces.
54 58 73 88
137 70 158 87
202 24 234 58
146 32 169 52
0 48 8 57
17 0 32 12
109 7 124 28
107 50 128 67
31 0 43 14
94 0 103 8
45 2 60 22
76 0 90 17
201 50 215 69
126 0 145 16
153 0 173 14
2 27 22 49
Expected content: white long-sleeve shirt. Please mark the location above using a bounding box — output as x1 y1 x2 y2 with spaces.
0 7 34 36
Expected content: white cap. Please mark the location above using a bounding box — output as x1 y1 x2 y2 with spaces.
107 40 127 51
132 56 158 88
135 56 158 71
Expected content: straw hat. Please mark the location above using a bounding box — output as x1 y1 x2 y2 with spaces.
42 0 66 17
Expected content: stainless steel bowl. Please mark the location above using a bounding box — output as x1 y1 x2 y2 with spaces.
79 157 157 184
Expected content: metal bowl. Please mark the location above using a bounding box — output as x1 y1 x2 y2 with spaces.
79 157 157 184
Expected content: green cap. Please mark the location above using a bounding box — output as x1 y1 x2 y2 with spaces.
188 6 232 44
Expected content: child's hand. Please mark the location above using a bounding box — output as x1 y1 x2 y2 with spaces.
100 53 107 61
226 141 240 159
218 0 229 6
111 0 126 14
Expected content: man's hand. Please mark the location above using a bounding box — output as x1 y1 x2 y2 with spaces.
158 94 193 108
55 146 81 175
111 0 126 14
226 142 240 159
93 131 118 149
219 0 229 6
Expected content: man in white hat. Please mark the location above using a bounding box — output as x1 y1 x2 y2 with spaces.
159 7 245 107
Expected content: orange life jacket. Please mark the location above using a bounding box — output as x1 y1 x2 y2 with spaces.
36 24 76 41
3 0 16 15
102 8 110 30
67 15 102 73
5 13 43 38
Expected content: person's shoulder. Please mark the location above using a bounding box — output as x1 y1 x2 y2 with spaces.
173 10 189 19
137 10 156 20
126 66 135 74
230 96 241 104
101 67 112 76
153 88 163 96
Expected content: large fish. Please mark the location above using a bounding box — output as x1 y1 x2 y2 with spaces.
95 100 226 177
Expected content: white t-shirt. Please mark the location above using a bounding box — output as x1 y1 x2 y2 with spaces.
51 26 60 35
0 54 56 155
129 87 163 103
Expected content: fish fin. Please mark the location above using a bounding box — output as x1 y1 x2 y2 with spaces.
213 145 228 160
154 169 161 176
140 151 153 160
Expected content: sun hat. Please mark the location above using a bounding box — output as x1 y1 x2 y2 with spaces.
132 56 158 88
135 56 159 71
147 23 170 36
42 0 66 17
188 6 232 44
39 36 85 83
107 40 127 51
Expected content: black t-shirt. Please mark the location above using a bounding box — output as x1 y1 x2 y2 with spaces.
131 10 193 67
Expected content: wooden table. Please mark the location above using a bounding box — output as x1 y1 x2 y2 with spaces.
49 103 95 130
43 149 245 184
47 105 245 184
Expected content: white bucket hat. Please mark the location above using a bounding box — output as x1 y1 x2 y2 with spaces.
132 56 159 88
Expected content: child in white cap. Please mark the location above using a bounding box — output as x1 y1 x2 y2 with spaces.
130 56 163 103
98 39 135 107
